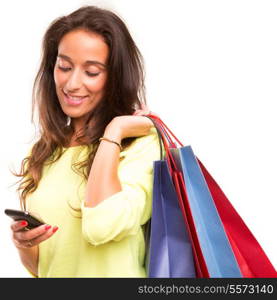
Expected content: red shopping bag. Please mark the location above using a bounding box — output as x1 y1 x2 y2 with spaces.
199 162 277 277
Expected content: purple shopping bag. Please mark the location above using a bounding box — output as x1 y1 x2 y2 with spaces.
146 159 196 277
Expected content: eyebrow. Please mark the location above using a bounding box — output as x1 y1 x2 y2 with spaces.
57 54 107 68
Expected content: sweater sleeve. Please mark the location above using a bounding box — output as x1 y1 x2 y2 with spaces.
81 127 162 246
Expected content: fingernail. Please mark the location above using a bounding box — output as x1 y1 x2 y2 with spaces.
21 221 28 226
52 226 59 233
45 225 51 231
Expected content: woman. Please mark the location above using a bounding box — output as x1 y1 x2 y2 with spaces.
11 6 161 277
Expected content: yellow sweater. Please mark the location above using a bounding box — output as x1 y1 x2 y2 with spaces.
26 127 161 277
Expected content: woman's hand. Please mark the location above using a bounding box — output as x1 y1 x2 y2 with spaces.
104 103 158 141
11 220 58 249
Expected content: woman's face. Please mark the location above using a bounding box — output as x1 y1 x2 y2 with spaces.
54 29 109 131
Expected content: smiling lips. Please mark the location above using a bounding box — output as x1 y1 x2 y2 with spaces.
63 91 88 106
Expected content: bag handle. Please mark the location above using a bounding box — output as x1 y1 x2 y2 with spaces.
147 114 184 147
144 115 179 175
144 116 164 161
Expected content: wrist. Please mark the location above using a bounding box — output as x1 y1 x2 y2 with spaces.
104 124 123 143
99 137 122 151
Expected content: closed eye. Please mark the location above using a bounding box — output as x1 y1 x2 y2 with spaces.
86 71 100 77
58 66 71 72
58 66 99 77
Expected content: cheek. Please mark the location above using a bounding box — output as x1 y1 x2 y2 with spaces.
85 76 107 94
53 69 67 89
53 68 59 86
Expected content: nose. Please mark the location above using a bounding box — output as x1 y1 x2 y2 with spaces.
64 69 83 92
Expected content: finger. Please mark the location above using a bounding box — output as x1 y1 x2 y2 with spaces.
28 226 59 246
147 111 159 117
141 110 152 116
134 108 152 116
10 220 29 232
15 224 52 241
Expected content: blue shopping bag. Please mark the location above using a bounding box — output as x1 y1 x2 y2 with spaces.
176 145 242 277
146 159 196 278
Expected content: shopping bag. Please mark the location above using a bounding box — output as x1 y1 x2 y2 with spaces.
146 117 196 278
177 145 242 277
199 160 277 277
147 160 196 277
145 116 208 277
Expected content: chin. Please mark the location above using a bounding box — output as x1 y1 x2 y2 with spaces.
64 109 93 122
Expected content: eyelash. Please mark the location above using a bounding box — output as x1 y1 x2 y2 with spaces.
57 66 99 77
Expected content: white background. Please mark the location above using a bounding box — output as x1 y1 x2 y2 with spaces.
0 0 276 277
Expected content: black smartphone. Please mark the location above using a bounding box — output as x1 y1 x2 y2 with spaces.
4 209 45 229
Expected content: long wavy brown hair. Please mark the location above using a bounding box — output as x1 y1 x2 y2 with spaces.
15 6 146 210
